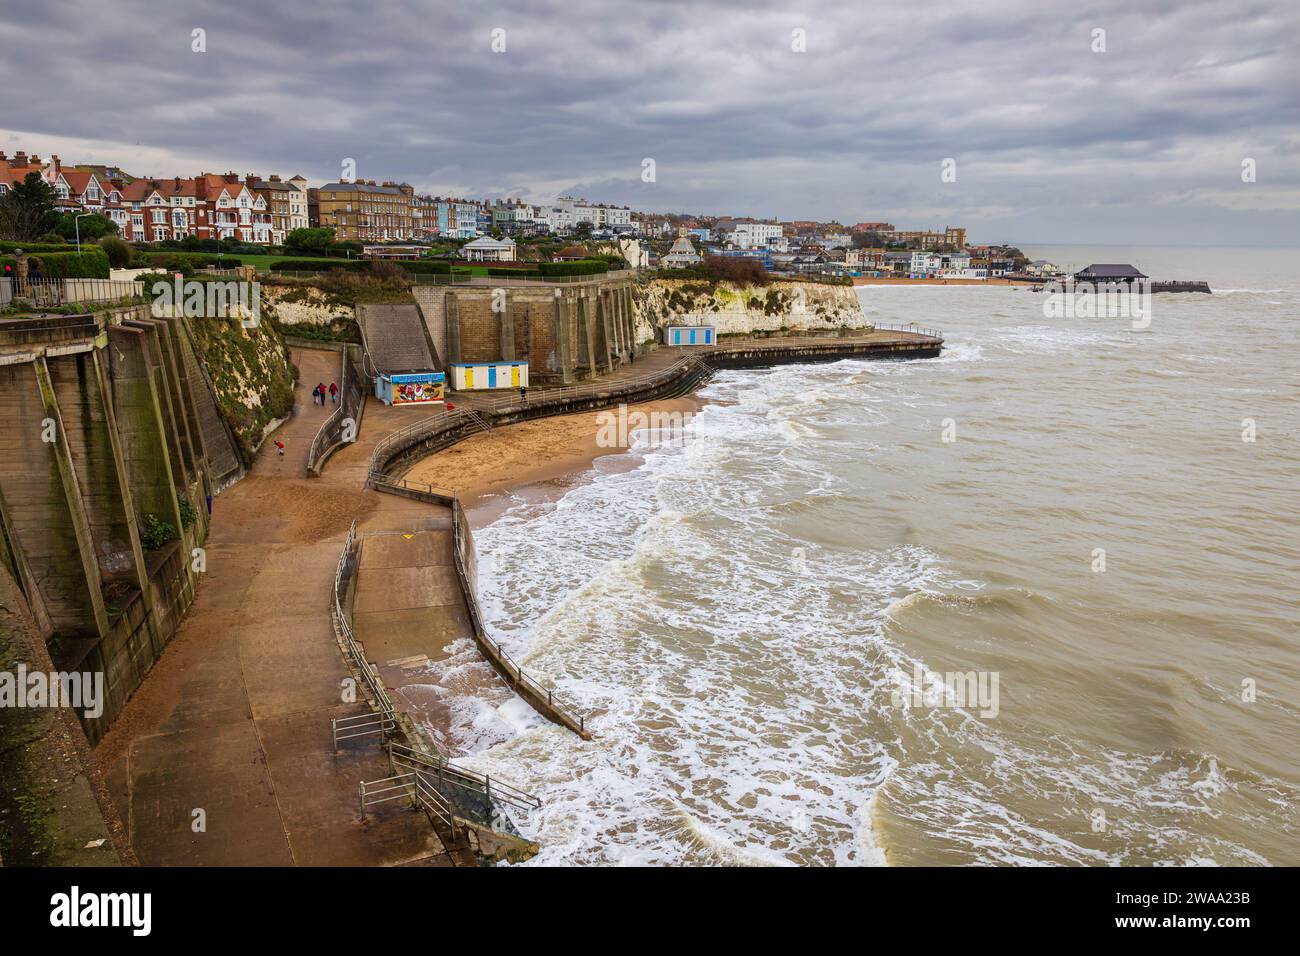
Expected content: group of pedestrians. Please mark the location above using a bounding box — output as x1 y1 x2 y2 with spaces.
311 381 339 406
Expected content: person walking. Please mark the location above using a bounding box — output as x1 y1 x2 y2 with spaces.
329 382 339 404
316 382 327 407
311 385 320 405
519 385 527 403
274 439 285 457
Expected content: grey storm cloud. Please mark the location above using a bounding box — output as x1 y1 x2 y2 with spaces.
2 0 1297 244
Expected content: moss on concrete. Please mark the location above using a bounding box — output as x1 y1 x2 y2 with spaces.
188 317 295 462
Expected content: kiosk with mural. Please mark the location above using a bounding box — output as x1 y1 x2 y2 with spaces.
376 371 446 406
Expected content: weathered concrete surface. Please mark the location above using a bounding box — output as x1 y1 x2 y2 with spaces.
0 564 126 866
97 348 454 866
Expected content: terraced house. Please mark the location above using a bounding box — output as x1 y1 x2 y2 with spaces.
244 173 309 244
316 180 416 241
0 150 48 197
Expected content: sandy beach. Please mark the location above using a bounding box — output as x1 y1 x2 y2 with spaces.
401 396 701 512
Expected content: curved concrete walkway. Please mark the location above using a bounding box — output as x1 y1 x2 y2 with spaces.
98 348 457 866
97 329 941 865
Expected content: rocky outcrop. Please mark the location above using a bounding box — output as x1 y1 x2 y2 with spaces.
187 316 295 462
260 282 361 344
632 278 869 341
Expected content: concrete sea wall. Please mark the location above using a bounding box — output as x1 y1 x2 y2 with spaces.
0 304 286 745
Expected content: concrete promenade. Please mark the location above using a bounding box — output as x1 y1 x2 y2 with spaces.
98 348 458 866
97 328 940 865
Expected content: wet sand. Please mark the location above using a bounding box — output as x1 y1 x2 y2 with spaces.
402 396 701 521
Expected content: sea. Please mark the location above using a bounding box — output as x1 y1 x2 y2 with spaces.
447 246 1299 866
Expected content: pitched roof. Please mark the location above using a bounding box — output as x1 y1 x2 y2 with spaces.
1076 263 1147 279
461 236 515 250
319 181 406 196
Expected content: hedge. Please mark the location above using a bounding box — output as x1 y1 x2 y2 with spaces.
271 259 369 273
539 259 608 277
0 240 79 254
396 260 451 274
487 267 541 277
147 252 243 272
30 248 111 279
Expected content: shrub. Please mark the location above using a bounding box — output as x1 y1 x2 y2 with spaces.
178 499 198 530
98 235 132 268
396 259 451 274
538 259 608 277
0 240 77 254
141 513 177 551
147 252 242 273
271 259 368 273
29 248 111 279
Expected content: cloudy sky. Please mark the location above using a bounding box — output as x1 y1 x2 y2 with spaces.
3 0 1298 244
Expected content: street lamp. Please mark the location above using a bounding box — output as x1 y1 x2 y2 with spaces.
74 212 90 253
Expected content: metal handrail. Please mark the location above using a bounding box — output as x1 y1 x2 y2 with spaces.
871 321 944 339
332 519 398 721
412 769 457 830
307 349 363 475
389 742 539 814
366 354 712 477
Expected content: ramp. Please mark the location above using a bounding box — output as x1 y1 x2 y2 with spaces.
176 319 245 490
358 304 439 376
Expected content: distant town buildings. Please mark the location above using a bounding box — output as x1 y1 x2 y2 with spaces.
314 180 416 242
3 145 993 270
460 236 517 261
660 231 703 269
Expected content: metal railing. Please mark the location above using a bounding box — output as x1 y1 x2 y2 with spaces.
358 770 457 832
331 520 398 732
3 277 144 309
367 355 711 478
448 495 587 736
332 709 395 747
307 348 364 476
362 466 591 737
389 742 539 818
871 321 944 339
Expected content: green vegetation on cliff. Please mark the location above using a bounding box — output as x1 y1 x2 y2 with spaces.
188 315 296 462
